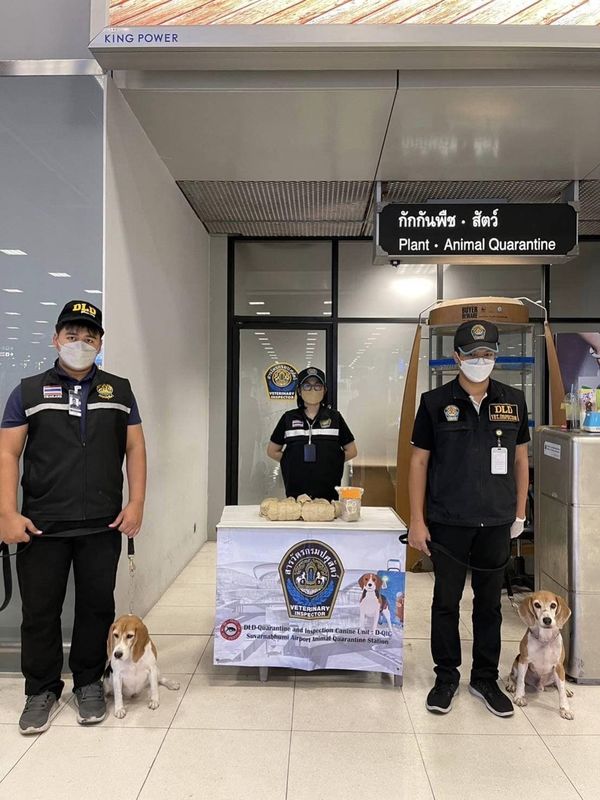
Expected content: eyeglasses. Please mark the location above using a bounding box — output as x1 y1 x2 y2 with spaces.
300 382 324 392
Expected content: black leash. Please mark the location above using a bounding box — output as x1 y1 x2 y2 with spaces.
399 532 510 573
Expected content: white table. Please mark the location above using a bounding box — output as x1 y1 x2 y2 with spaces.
214 505 407 686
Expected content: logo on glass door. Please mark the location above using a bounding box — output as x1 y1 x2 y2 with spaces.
265 363 298 400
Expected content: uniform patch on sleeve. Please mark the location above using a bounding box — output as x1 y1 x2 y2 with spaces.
489 403 520 423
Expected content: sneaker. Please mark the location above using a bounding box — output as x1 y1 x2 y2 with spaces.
73 681 106 725
19 691 60 735
426 681 459 714
469 679 514 717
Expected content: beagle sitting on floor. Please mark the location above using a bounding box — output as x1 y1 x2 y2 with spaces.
506 591 574 720
104 615 180 718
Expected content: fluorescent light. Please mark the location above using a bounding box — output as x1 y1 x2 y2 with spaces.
323 312 331 316
6 326 19 330
32 332 44 336
48 272 71 278
248 301 265 306
3 288 23 293
308 331 319 334
30 341 40 345
84 289 102 294
5 312 21 316
0 249 26 256
256 312 271 316
254 332 265 335
35 320 49 324
323 301 332 305
40 302 57 306
7 337 18 340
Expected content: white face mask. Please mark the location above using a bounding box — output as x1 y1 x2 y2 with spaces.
459 358 495 383
59 341 98 371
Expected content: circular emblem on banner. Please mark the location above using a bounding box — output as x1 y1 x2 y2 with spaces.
265 362 298 400
220 619 242 641
97 383 114 400
279 541 344 620
471 324 486 340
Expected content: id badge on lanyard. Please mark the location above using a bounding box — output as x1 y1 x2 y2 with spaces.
68 386 82 417
491 429 508 475
304 420 316 462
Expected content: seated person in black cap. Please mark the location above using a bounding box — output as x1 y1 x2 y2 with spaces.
267 367 357 501
0 300 146 735
408 320 529 718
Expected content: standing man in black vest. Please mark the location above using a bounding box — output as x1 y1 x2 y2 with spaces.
0 301 146 735
408 320 529 718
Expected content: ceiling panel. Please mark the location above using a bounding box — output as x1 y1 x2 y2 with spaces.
379 77 600 181
120 71 396 181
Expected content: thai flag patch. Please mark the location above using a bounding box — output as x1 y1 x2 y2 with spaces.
43 385 63 399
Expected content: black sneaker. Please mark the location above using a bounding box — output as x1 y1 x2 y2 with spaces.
426 681 459 714
469 679 514 717
19 691 60 735
73 680 106 725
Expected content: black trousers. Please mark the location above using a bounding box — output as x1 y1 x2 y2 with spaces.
16 531 122 698
429 522 510 684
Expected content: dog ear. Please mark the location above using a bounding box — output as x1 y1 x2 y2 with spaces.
107 623 115 661
517 596 537 627
555 595 572 629
358 574 367 588
375 575 383 590
131 619 150 663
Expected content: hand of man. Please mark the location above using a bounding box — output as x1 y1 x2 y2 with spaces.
408 520 431 556
0 512 42 545
510 517 526 539
109 501 144 538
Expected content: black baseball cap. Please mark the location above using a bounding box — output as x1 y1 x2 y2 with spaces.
454 320 499 354
56 300 104 335
298 367 326 385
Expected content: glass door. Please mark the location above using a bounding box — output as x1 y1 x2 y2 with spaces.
234 325 329 504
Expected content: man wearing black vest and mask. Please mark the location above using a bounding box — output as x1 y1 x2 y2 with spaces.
0 301 146 735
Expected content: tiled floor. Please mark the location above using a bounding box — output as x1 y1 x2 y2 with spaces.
0 542 599 799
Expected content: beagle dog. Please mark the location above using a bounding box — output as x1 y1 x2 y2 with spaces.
358 573 393 634
506 591 574 720
104 615 180 718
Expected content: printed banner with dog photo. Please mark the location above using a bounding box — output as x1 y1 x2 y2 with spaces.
214 528 405 676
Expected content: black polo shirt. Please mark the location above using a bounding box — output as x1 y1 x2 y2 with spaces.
270 407 354 501
411 377 530 527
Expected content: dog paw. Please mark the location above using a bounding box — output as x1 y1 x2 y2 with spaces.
560 707 574 720
506 680 516 693
514 695 527 707
166 681 180 691
148 699 160 710
114 707 127 719
566 687 574 698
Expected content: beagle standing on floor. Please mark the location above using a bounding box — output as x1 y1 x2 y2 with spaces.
104 615 180 718
506 591 574 720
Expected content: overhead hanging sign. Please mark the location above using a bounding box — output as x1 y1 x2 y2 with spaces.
374 202 578 265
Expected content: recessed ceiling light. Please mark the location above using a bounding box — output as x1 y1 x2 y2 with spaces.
40 302 57 306
0 249 26 256
254 332 265 336
3 288 23 293
323 301 332 305
5 311 21 316
323 312 331 316
7 337 18 340
30 341 40 345
84 289 102 294
256 312 271 316
35 320 49 324
48 272 71 278
248 301 265 306
32 332 44 336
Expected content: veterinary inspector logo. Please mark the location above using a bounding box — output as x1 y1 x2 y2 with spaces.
279 541 344 620
489 403 520 423
265 363 298 400
97 383 114 400
220 619 242 641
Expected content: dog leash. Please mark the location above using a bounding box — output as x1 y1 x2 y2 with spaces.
0 539 34 613
127 537 136 614
399 533 510 573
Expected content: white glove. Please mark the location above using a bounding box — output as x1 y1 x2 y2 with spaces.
510 517 526 539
